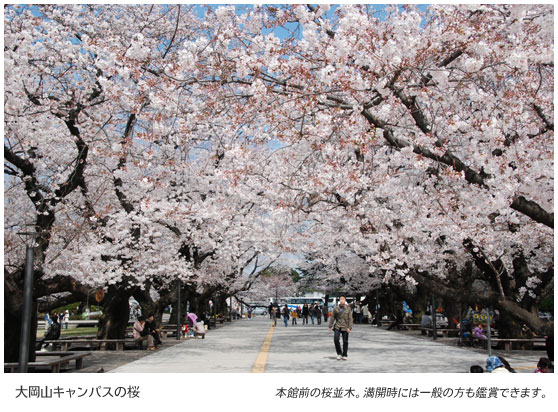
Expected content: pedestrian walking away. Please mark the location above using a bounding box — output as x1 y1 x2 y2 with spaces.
268 302 274 319
329 296 353 360
302 303 309 325
315 303 322 325
271 305 277 327
282 304 290 327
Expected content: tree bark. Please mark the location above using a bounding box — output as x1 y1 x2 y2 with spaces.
4 283 38 362
96 286 131 344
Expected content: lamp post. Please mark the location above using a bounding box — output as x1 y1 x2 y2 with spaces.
485 307 493 357
176 278 181 340
17 230 40 373
431 296 437 341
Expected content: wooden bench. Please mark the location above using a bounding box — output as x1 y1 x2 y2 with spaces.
477 337 546 351
421 327 459 338
4 351 91 373
159 325 180 338
399 323 422 330
43 338 136 351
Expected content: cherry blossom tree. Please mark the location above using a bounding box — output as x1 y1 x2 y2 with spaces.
204 3 553 332
4 4 553 361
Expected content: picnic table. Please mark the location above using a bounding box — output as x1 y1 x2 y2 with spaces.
43 338 137 351
4 351 91 373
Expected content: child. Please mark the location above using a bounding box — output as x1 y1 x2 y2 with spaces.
473 323 487 340
534 357 552 373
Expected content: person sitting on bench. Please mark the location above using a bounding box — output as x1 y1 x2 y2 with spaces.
36 314 61 351
133 316 155 350
145 315 162 347
473 323 487 340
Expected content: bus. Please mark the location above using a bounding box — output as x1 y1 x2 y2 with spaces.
275 296 325 310
326 296 362 311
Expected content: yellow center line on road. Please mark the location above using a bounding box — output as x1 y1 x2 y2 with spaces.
251 323 275 373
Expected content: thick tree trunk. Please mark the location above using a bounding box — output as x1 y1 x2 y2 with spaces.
497 298 554 337
96 287 131 344
215 294 229 317
4 268 40 363
133 288 172 327
4 297 38 363
169 288 188 325
494 307 522 341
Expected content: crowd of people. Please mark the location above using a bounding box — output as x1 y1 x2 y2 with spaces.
44 310 71 330
267 302 326 327
267 300 376 328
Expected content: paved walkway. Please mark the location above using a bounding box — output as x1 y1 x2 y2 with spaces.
110 317 543 373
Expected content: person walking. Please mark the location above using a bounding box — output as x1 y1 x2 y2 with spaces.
361 303 370 324
329 296 353 360
63 310 70 329
354 302 362 324
281 304 290 327
291 307 298 325
302 303 309 325
315 303 322 325
268 302 274 319
311 304 317 325
271 305 277 327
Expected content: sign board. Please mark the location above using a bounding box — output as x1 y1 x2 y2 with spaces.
95 289 105 303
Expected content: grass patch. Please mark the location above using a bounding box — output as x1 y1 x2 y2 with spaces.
37 327 98 339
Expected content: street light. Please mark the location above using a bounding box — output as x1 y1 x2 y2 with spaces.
176 278 182 340
431 296 437 341
485 307 493 357
17 229 40 373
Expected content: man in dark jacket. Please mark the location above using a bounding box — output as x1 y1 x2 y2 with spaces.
329 296 353 360
36 314 61 350
314 303 322 325
145 315 162 346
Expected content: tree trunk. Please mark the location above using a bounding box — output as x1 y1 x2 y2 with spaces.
494 307 522 341
4 268 40 363
4 296 38 363
132 285 170 327
96 287 131 343
169 287 188 325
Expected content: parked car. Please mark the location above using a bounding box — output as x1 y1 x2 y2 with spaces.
252 307 267 316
